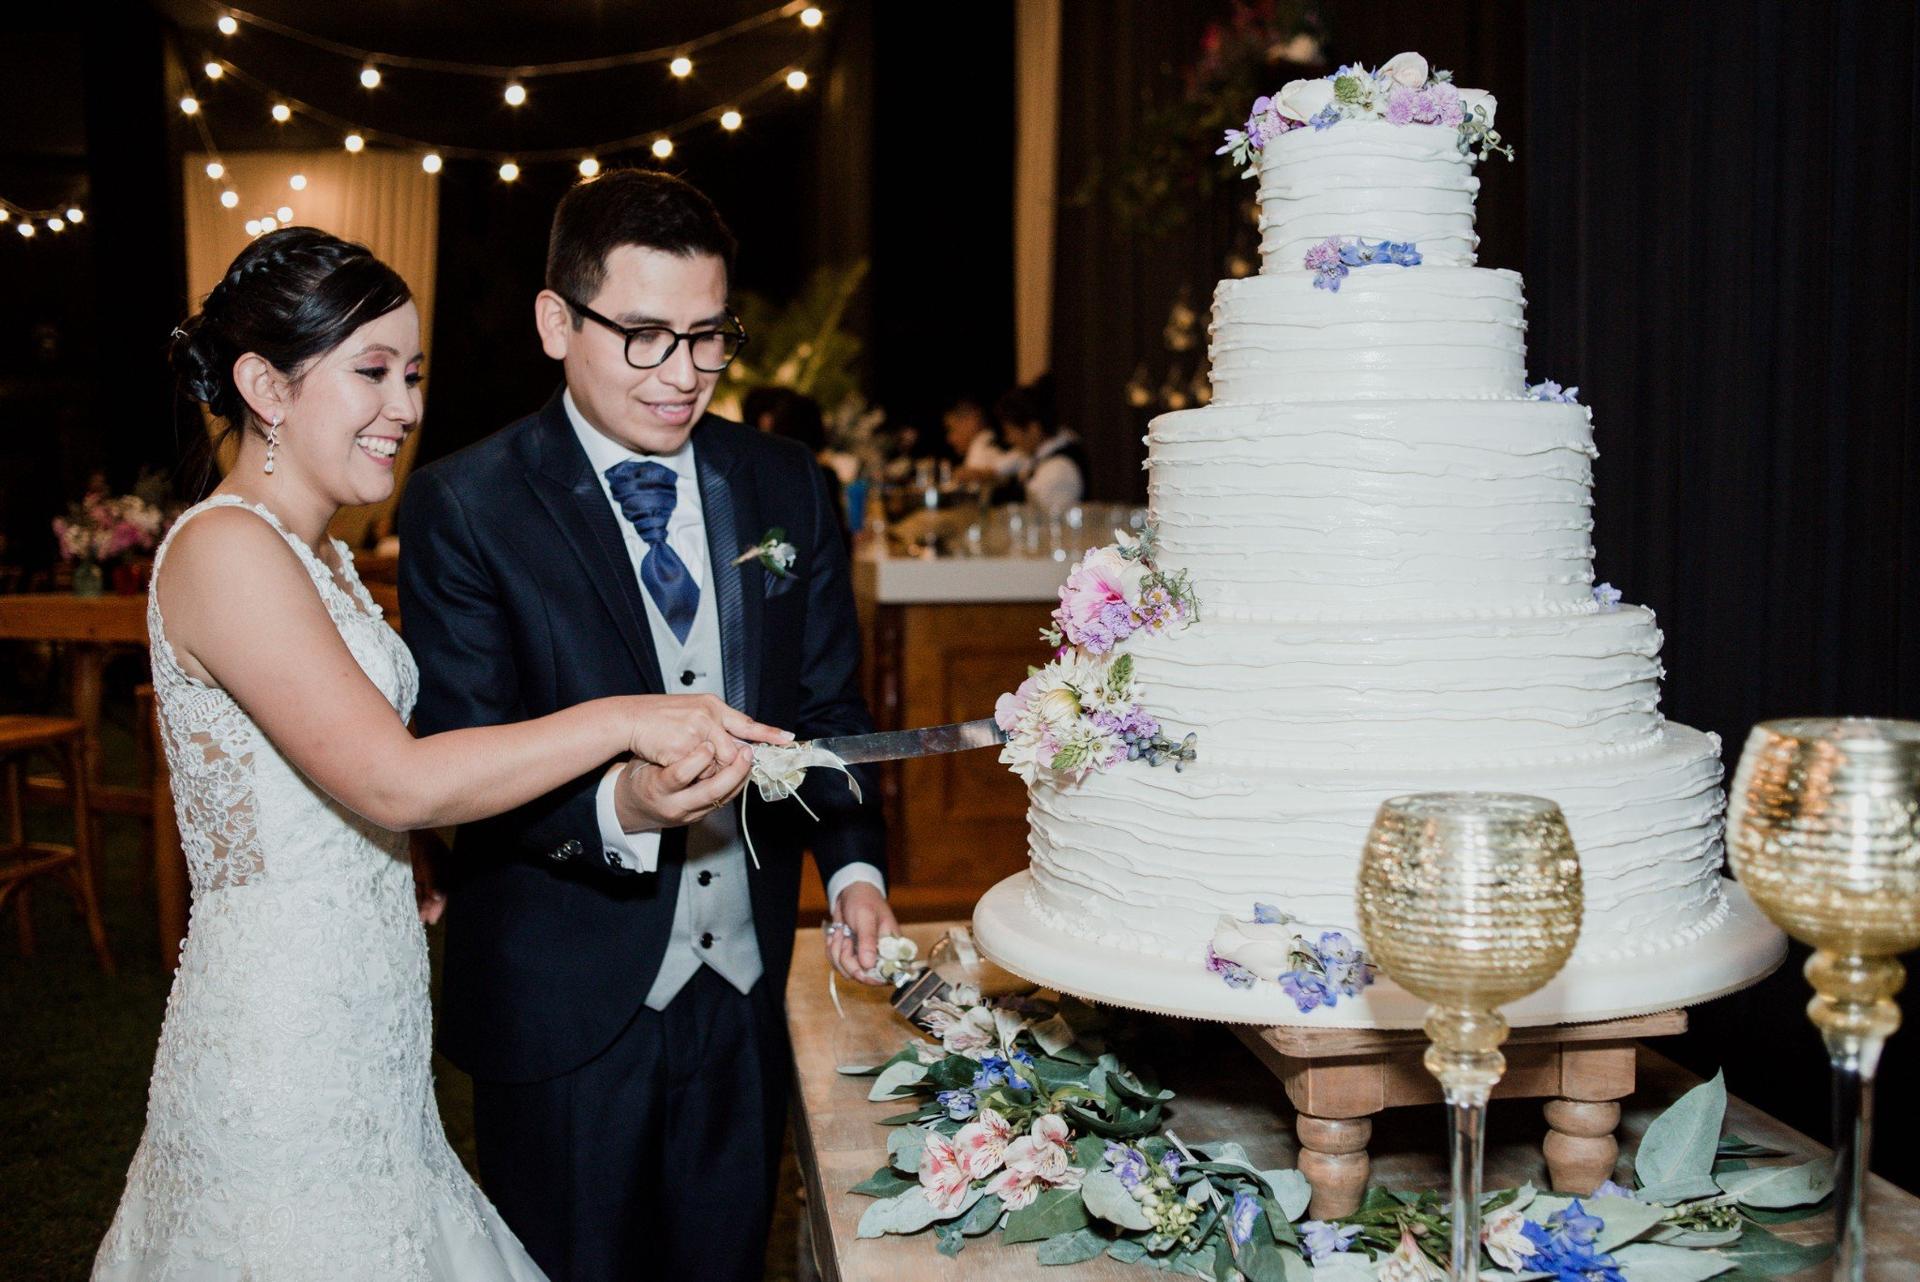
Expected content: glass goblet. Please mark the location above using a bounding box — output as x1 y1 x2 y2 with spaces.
1727 718 1920 1282
1357 793 1585 1282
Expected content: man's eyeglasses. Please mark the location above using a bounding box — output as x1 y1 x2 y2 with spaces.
561 296 749 372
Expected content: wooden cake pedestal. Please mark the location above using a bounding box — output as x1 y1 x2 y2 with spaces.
1234 1009 1688 1219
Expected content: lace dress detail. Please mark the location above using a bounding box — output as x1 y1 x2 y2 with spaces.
94 495 544 1281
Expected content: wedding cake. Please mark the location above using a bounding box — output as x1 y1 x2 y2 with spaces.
973 55 1783 1026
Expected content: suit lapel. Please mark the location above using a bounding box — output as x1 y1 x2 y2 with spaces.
694 418 763 717
522 392 664 692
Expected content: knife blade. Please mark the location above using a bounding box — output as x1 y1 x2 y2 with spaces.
799 718 1008 766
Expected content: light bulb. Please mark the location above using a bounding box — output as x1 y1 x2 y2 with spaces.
47 217 65 232
786 69 809 91
217 14 238 35
344 133 365 153
504 82 527 106
577 157 600 177
19 223 35 238
205 161 225 180
277 206 293 222
720 109 742 131
421 153 443 174
289 173 307 190
0 209 10 223
498 161 520 182
259 216 277 231
66 208 83 223
180 96 200 115
204 62 223 80
360 66 382 89
245 219 261 236
651 137 673 159
801 7 823 27
670 56 693 77
271 102 291 123
220 190 239 208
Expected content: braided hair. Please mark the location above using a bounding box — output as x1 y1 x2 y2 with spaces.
169 227 411 445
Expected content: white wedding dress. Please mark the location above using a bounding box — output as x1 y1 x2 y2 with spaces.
94 496 545 1282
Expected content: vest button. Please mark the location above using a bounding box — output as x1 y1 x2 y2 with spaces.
680 669 696 686
700 931 715 949
697 870 713 886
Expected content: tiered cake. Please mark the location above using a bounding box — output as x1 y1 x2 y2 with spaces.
974 60 1783 1026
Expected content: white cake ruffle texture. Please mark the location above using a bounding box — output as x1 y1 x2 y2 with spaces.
1257 121 1481 270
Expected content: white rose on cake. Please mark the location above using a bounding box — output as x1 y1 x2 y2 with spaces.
1459 88 1498 129
1380 51 1430 88
1276 77 1336 125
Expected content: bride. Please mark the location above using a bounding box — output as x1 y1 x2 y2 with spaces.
93 227 785 1280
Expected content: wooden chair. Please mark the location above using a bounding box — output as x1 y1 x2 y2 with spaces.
0 715 114 973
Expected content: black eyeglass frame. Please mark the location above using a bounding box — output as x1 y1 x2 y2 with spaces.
560 295 750 372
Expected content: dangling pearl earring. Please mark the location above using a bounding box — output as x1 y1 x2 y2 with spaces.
264 416 281 475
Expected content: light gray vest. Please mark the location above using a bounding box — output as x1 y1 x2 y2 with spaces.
638 565 764 1010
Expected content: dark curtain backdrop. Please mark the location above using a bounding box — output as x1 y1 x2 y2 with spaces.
1528 0 1920 1185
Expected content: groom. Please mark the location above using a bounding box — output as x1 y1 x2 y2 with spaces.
400 168 895 1281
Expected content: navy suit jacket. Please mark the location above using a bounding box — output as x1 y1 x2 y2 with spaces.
398 390 884 1083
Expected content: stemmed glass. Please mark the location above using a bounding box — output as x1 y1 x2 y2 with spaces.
1726 718 1920 1282
1357 793 1585 1281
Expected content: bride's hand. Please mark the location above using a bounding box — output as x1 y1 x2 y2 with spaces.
624 693 791 769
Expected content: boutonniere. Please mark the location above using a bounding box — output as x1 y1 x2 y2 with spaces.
733 528 798 578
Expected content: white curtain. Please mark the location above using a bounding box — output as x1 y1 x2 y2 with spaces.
183 150 439 546
1014 0 1061 388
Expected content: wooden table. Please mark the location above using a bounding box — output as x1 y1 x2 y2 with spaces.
785 921 1919 1280
0 586 400 970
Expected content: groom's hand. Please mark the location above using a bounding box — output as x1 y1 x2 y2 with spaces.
828 881 899 986
615 742 754 830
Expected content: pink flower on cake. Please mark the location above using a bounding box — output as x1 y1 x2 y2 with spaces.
1052 546 1144 653
917 1132 973 1213
994 675 1040 734
984 1114 1083 1209
953 1107 1013 1179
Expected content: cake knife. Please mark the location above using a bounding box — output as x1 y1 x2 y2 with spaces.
796 718 1007 765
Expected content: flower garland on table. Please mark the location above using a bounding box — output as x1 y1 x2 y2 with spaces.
852 982 1837 1282
995 528 1200 785
1219 50 1511 177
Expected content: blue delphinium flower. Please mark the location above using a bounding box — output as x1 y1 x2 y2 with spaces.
1528 380 1582 404
1229 1189 1260 1245
1519 1201 1627 1282
1207 946 1259 990
1162 1151 1183 1179
1592 582 1623 610
1010 1049 1036 1067
1339 239 1383 266
1385 240 1423 266
1591 1179 1636 1201
936 1089 978 1121
1549 1199 1605 1247
1279 971 1334 1013
1252 902 1286 925
1309 105 1341 131
1299 1220 1363 1264
971 1055 1033 1093
1105 1142 1149 1191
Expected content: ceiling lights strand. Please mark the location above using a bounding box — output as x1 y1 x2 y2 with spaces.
1 195 87 240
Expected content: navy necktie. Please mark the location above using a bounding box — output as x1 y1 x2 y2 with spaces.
605 459 700 644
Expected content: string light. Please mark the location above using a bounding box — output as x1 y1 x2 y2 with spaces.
245 218 261 235
205 161 225 180
503 82 527 106
66 208 83 223
670 56 693 77
651 137 673 159
180 96 200 115
271 102 292 122
720 109 742 131
47 217 66 232
220 190 239 208
18 223 35 238
217 14 238 35
289 173 307 190
204 62 224 80
359 66 382 89
801 7 823 27
0 209 9 222
577 156 600 177
498 161 520 182
421 153 443 174
276 205 293 221
785 69 808 90
344 133 365 152
259 215 277 231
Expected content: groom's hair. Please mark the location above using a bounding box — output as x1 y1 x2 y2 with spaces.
546 169 738 319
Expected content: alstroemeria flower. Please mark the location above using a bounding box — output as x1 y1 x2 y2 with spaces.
917 1132 973 1213
1482 1206 1538 1270
941 1006 999 1058
1377 1227 1448 1282
953 1107 1013 1179
987 1114 1083 1209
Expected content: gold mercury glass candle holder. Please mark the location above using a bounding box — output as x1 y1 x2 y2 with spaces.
1357 793 1585 1282
1726 718 1920 1282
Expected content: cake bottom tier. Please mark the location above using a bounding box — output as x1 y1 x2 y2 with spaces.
1025 723 1728 965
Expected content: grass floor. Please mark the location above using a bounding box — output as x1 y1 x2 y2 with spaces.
0 688 805 1280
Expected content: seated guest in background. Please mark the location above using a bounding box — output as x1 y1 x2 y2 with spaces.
997 386 1087 515
750 386 850 544
945 395 1021 487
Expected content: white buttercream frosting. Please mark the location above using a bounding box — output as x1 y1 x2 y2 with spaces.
1258 121 1480 270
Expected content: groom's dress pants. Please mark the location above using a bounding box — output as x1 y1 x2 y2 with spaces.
473 965 790 1282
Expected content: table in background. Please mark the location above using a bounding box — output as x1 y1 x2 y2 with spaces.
784 921 1919 1281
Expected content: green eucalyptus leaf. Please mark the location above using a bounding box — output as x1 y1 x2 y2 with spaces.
959 1192 1005 1236
868 1060 928 1102
1634 1071 1727 1192
1036 1227 1110 1266
1636 1174 1726 1205
1107 1237 1150 1263
1717 1134 1791 1159
1581 1196 1669 1252
1650 1224 1747 1248
1738 1202 1828 1225
1003 1186 1094 1244
1262 1169 1311 1223
878 1107 941 1126
1609 1242 1737 1280
850 1167 917 1198
887 1125 928 1175
855 1186 978 1238
1715 1157 1835 1209
934 1221 968 1257
1259 1197 1299 1246
1083 1169 1156 1230
1715 1223 1835 1275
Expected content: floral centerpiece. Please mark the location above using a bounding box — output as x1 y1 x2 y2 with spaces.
852 978 1836 1279
995 528 1199 785
1219 51 1511 176
52 478 168 595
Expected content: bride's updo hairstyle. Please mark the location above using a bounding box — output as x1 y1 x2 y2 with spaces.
169 226 411 451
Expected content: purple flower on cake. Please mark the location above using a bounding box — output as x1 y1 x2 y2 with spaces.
1279 971 1335 1011
1252 902 1287 924
1205 945 1258 990
1528 379 1582 404
1300 1220 1364 1264
1229 1189 1260 1245
1309 237 1421 290
1593 582 1623 610
1309 105 1341 131
1212 911 1377 1011
1385 87 1417 126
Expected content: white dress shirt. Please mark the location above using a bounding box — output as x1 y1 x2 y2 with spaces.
1023 430 1086 515
565 391 885 909
963 431 1024 480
